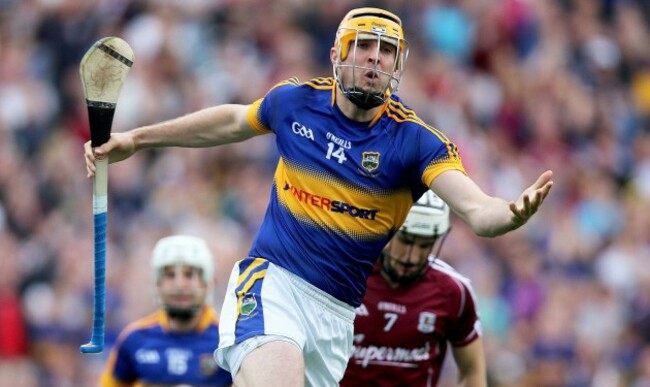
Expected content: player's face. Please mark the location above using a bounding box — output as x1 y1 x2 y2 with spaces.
339 38 398 95
157 264 207 310
383 232 435 280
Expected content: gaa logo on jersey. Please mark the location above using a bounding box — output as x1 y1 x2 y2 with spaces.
239 293 258 319
291 121 315 141
361 152 380 172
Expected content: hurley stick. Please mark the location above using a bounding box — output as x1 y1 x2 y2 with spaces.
79 37 134 354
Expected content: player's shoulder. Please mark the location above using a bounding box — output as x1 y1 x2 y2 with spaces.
385 95 423 125
268 76 334 94
383 94 448 137
261 77 333 114
302 76 336 90
267 76 301 92
427 258 474 291
199 306 222 330
116 311 162 342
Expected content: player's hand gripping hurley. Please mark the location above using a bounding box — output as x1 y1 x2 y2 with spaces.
79 37 134 354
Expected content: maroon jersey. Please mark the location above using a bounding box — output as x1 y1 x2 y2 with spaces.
341 258 481 387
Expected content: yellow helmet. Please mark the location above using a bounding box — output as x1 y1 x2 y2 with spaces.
333 8 410 109
335 8 407 62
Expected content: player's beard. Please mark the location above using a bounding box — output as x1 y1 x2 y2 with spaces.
380 253 427 285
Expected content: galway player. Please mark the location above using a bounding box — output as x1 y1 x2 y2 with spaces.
341 192 486 386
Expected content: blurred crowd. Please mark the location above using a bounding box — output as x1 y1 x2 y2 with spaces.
1 0 650 385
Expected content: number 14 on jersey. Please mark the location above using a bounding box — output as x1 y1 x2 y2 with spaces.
326 142 348 164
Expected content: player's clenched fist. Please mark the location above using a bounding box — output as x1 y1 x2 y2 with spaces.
84 132 136 178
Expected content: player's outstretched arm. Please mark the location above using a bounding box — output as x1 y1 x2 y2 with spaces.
430 170 553 237
85 104 256 177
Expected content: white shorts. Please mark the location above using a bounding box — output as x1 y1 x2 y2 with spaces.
214 257 355 386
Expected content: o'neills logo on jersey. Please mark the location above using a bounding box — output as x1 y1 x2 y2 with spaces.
351 342 431 368
283 182 379 220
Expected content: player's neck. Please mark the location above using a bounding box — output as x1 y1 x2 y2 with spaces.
380 270 402 289
335 89 382 122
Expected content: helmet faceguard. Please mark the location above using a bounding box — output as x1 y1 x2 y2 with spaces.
381 191 450 285
151 235 215 321
333 8 410 110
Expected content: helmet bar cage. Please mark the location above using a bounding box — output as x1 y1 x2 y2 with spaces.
333 27 410 108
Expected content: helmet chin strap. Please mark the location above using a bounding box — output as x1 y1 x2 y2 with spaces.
164 304 201 322
342 87 385 110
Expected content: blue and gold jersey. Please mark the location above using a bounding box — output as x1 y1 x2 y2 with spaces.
100 307 231 386
246 77 465 306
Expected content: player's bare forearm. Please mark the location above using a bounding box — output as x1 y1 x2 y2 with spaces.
132 104 257 150
452 340 487 387
430 170 553 237
458 372 487 387
430 171 518 237
459 196 522 238
85 104 257 177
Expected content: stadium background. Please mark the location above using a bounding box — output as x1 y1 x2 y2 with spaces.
1 0 649 385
